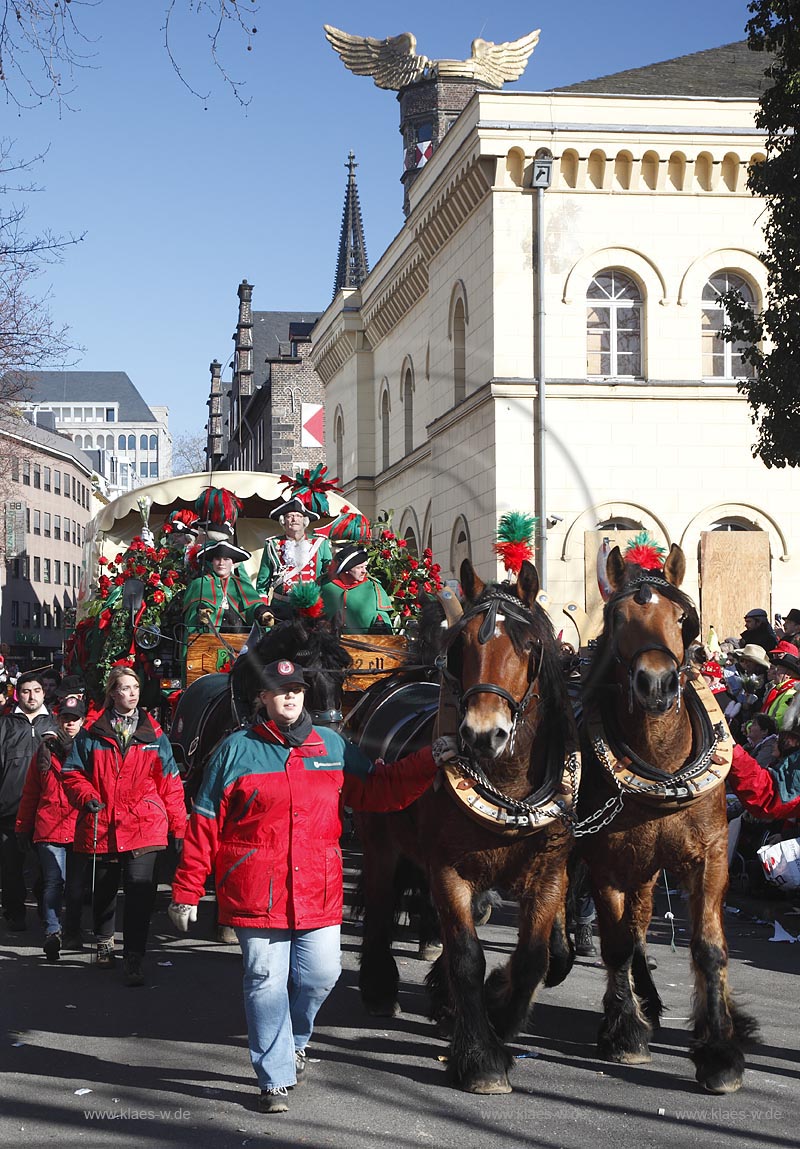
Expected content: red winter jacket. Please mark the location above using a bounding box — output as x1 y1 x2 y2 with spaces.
172 719 437 930
62 709 186 854
15 736 78 844
730 743 800 821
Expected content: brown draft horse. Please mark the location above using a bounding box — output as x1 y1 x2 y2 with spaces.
352 559 578 1094
580 544 757 1093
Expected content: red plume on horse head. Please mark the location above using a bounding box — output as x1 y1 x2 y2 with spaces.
623 530 667 571
493 511 536 576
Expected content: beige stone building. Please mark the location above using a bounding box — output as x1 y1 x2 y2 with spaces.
312 42 796 642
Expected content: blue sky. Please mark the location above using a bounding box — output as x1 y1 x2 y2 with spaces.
13 0 754 440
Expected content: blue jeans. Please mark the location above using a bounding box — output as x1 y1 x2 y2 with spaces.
235 925 341 1090
36 842 84 938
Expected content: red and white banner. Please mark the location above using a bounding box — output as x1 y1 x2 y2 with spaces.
301 403 324 449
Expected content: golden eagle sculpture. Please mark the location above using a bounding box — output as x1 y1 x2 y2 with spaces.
324 25 541 91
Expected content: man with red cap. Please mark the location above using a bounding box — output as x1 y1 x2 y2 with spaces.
762 641 800 729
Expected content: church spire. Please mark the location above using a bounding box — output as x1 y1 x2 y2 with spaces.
332 152 369 299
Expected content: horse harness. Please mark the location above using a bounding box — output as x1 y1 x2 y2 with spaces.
584 675 732 816
576 574 733 831
435 587 581 837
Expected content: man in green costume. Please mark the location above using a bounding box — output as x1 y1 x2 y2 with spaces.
183 540 272 639
321 545 393 635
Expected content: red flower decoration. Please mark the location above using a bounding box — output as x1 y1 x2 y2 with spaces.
152 589 165 605
97 556 108 566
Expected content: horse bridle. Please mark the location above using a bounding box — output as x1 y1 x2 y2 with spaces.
294 656 344 727
436 588 544 752
608 577 692 714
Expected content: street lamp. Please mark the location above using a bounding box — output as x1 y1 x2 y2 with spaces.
532 149 552 588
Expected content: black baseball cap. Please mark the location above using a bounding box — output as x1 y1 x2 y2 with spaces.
58 700 86 721
258 660 307 692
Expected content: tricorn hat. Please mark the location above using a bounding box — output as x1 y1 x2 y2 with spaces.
784 608 800 626
270 496 319 523
198 539 251 566
336 543 369 576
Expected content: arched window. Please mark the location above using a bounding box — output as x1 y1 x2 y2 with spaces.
702 272 756 379
404 527 419 556
334 413 344 483
140 434 148 451
381 391 390 472
711 517 755 532
450 516 472 578
597 517 644 532
118 434 126 450
127 435 135 450
73 435 83 448
403 368 414 455
149 435 158 451
587 270 642 377
453 298 466 404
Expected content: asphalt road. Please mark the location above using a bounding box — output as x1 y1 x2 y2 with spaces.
0 854 797 1149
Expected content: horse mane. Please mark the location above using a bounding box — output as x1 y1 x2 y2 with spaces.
583 566 700 710
412 597 447 665
232 618 352 705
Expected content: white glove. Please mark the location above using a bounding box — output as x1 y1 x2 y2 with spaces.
724 700 742 719
168 903 198 933
432 735 460 766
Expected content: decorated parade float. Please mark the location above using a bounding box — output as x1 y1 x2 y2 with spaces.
67 468 445 721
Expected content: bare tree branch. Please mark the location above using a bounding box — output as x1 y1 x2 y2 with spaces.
171 427 208 474
0 143 83 407
0 1 258 111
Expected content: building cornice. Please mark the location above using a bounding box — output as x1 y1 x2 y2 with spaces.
374 442 432 491
361 245 429 348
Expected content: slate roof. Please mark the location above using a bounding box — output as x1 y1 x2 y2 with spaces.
251 312 322 387
22 371 157 422
555 41 772 99
0 413 93 472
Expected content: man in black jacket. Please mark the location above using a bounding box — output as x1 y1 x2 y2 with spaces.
0 671 58 930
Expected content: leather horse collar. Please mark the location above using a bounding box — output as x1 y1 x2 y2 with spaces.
437 586 580 835
586 675 732 808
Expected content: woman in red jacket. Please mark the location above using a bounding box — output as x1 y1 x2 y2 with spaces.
15 700 86 960
63 666 186 986
170 658 456 1115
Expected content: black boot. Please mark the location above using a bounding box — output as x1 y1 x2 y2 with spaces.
574 923 597 957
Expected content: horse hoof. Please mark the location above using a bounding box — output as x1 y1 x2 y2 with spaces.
216 925 238 945
418 942 444 962
599 1040 651 1065
701 1074 743 1095
614 1050 652 1065
692 1041 745 1094
365 1001 401 1018
460 1075 512 1095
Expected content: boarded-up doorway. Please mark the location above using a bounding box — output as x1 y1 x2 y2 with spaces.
583 530 642 643
699 531 771 642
